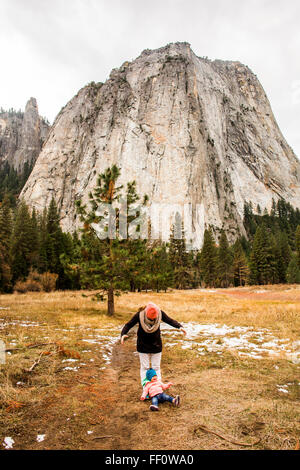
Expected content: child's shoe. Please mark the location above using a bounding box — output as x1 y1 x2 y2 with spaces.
173 395 180 407
150 404 159 411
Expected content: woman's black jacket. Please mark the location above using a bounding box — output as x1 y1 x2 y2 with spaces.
120 310 182 354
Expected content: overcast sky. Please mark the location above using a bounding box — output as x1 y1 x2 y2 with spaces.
0 0 299 157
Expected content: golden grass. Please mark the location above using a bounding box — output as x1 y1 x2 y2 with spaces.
0 285 299 450
1 285 299 334
114 286 300 340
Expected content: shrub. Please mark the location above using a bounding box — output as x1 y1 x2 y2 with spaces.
14 279 42 293
14 270 58 293
40 272 58 292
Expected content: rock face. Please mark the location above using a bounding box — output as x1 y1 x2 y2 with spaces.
0 98 49 172
21 43 300 247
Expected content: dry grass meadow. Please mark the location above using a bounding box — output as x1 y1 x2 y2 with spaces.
0 285 299 450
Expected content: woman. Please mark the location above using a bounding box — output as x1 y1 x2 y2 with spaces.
120 302 186 384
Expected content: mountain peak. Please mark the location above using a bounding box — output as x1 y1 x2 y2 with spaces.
20 44 300 246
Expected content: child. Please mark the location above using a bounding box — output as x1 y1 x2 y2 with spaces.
140 368 180 411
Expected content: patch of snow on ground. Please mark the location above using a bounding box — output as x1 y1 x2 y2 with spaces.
161 322 300 361
3 437 14 449
277 386 289 394
81 333 119 366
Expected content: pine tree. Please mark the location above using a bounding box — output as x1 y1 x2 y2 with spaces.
198 229 217 287
0 194 13 291
60 232 82 290
296 225 300 267
37 208 49 273
28 207 40 270
46 197 64 287
168 213 192 289
249 224 277 285
126 239 150 292
75 165 148 315
286 255 300 283
11 201 33 282
232 240 249 286
243 202 257 236
274 231 291 283
217 231 233 287
149 242 173 292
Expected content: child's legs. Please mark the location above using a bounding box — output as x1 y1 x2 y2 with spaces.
138 353 151 384
157 392 174 404
151 395 159 407
151 352 162 381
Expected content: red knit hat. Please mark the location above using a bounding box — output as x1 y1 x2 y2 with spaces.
145 303 159 320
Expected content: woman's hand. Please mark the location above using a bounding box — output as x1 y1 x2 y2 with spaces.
180 327 187 336
121 335 129 345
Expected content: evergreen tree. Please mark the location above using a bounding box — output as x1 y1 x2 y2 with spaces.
274 231 291 283
198 229 217 287
37 208 49 273
28 207 40 270
168 213 192 289
296 225 300 267
249 224 277 285
75 165 148 315
45 197 64 287
286 255 300 284
232 239 249 286
0 160 34 205
0 195 13 291
60 231 82 290
217 231 233 287
149 242 173 292
243 202 257 236
11 201 33 282
126 239 150 292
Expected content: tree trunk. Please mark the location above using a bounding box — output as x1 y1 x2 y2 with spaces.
107 287 114 316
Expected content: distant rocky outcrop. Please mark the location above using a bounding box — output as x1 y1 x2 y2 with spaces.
0 98 49 172
21 43 300 247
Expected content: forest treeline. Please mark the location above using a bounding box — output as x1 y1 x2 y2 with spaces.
0 161 34 204
0 182 300 298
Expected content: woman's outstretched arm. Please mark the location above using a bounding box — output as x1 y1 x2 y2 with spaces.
120 312 139 344
161 311 186 335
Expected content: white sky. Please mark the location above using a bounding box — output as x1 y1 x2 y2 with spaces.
0 0 299 157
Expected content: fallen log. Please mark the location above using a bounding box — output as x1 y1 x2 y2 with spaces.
194 424 261 447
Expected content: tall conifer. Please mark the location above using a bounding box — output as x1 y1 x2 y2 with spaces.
198 229 217 287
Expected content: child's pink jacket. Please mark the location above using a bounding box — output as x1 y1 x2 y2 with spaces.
141 380 172 399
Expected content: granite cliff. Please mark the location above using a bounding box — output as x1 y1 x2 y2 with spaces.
21 43 300 247
0 98 49 172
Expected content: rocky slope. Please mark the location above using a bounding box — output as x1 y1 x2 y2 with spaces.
21 43 300 247
0 98 49 172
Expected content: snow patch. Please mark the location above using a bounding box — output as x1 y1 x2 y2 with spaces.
3 437 14 449
162 322 300 361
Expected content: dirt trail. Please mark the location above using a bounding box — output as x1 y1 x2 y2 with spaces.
85 341 144 450
85 341 185 450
